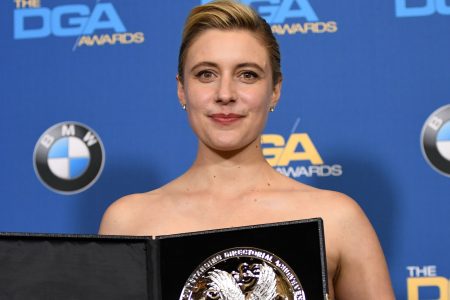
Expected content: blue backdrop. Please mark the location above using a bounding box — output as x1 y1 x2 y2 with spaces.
1 1 449 299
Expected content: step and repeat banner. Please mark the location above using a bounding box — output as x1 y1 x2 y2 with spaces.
1 0 449 298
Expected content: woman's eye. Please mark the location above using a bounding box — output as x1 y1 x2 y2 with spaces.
196 70 216 82
239 71 259 82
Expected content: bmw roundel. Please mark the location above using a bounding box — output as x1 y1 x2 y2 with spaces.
421 104 450 177
33 122 105 194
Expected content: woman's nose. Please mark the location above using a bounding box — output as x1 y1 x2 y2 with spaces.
216 76 237 104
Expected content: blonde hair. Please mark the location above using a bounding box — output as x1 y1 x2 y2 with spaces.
178 0 282 85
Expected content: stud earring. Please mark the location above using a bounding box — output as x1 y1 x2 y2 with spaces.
182 104 186 110
269 106 275 112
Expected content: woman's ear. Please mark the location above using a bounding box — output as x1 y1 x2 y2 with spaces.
176 74 186 107
270 78 282 109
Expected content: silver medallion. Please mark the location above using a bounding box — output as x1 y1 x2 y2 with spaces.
179 247 306 300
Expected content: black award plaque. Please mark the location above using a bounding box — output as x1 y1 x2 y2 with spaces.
0 218 328 299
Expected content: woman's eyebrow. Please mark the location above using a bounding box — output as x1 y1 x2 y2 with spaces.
190 61 219 71
190 62 265 73
236 62 265 73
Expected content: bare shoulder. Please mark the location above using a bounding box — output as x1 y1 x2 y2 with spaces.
291 188 395 299
302 187 376 238
274 175 364 221
302 188 378 252
281 182 394 298
281 180 378 251
307 189 368 223
98 189 164 235
331 195 394 298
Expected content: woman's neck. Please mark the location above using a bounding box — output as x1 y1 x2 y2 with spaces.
184 138 277 193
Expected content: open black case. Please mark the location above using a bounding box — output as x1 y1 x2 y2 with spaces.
0 218 328 299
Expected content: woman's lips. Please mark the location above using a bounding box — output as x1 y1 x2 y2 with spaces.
210 113 244 125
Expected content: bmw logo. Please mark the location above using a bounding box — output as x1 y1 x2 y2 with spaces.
33 122 105 194
421 104 450 177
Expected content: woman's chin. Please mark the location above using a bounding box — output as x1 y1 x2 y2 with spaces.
204 138 257 154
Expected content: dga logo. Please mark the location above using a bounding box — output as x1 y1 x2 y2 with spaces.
202 0 338 35
13 0 144 48
33 122 105 194
262 132 342 178
180 247 305 300
396 0 450 17
406 265 449 300
421 104 450 177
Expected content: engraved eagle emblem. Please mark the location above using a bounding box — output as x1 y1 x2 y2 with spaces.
206 263 278 299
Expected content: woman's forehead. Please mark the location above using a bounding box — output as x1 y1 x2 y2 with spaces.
185 29 270 69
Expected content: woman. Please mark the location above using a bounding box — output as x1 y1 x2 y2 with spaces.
99 1 395 299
